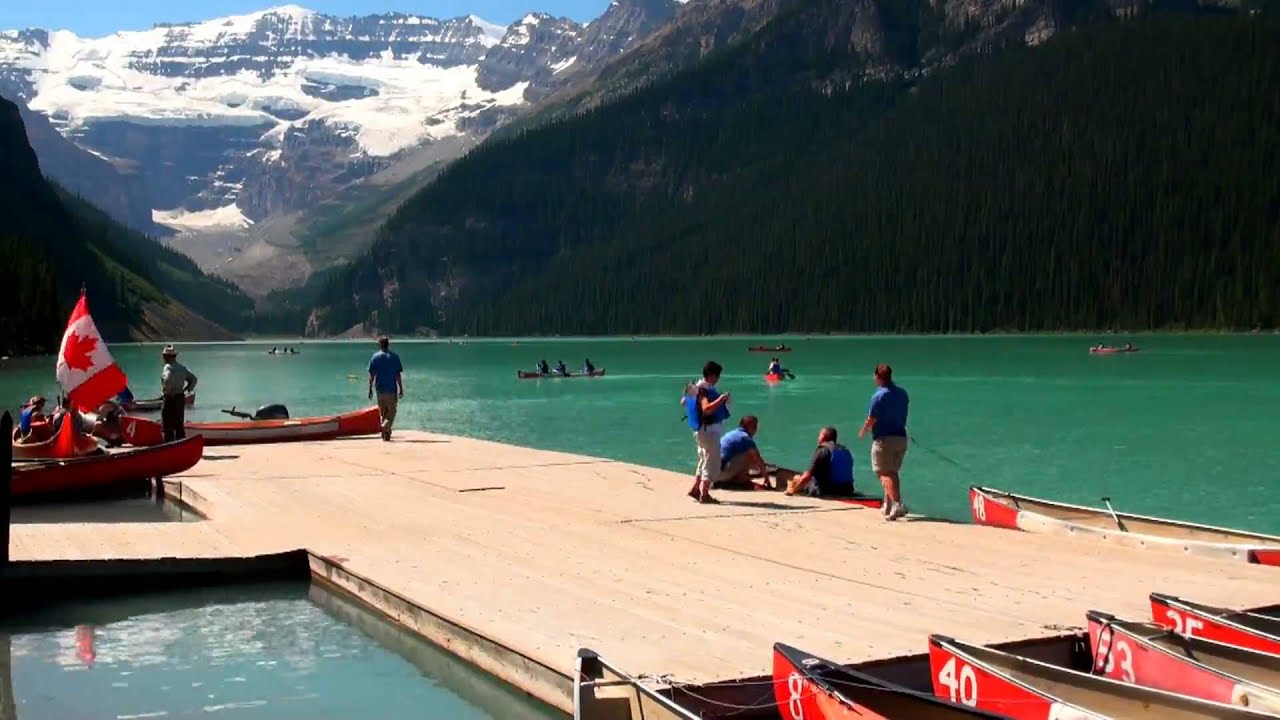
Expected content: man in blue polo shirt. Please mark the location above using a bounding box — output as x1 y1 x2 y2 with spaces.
860 363 909 520
367 336 404 441
718 415 766 488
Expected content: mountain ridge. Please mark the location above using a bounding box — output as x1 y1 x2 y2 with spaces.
298 0 1280 337
0 1 679 290
0 95 253 355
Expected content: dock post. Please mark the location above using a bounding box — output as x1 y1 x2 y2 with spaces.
1 411 10 568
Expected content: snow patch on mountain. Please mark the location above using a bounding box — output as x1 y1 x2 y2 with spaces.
3 6 527 157
154 204 254 230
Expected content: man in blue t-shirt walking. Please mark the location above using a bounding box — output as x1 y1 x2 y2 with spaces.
859 363 909 520
367 336 404 441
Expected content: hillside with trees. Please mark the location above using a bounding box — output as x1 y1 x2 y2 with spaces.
301 1 1280 336
0 97 255 355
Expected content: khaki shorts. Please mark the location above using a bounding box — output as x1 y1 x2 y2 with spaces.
720 452 752 482
377 393 399 430
871 436 908 475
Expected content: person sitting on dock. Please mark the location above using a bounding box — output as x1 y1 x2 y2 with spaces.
537 359 550 375
786 427 855 497
717 416 767 489
554 360 569 376
18 395 46 439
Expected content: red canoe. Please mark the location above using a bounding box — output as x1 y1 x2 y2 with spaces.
1151 593 1280 655
968 486 1280 565
765 372 786 383
1086 611 1280 712
927 634 1270 719
516 369 606 379
119 406 382 446
10 435 203 498
748 346 791 352
12 424 100 461
773 642 1008 719
1089 346 1140 354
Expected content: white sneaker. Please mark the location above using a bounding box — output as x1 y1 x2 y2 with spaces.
883 502 899 521
891 503 909 520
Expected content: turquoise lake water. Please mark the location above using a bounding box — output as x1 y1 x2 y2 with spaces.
3 335 1278 530
0 582 561 719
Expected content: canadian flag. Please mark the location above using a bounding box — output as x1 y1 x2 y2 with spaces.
56 293 128 411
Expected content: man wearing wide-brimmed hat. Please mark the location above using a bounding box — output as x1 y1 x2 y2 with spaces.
160 344 198 442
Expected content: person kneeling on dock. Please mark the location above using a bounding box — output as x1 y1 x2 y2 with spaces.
786 427 855 497
716 416 767 489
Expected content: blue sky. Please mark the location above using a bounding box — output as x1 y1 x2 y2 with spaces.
0 0 612 36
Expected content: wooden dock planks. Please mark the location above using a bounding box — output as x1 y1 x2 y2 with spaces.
7 430 1278 705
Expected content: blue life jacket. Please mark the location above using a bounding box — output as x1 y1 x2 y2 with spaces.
19 407 35 435
684 384 729 430
768 363 781 375
830 443 855 488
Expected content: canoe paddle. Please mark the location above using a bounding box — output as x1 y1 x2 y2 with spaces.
1101 496 1128 532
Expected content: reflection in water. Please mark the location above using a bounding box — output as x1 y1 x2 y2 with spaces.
0 582 562 719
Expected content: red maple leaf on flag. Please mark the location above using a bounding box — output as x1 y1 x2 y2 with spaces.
62 332 98 371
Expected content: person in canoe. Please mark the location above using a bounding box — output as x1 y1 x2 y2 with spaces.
51 396 92 435
91 400 126 447
767 358 785 376
859 363 909 521
785 426 856 497
583 358 596 374
683 360 731 504
161 345 198 443
554 360 569 376
17 395 47 440
536 359 550 375
716 415 767 489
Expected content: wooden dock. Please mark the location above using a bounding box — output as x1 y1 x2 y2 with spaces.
7 431 1279 713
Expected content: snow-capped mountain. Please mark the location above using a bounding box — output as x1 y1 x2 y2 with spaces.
0 1 675 275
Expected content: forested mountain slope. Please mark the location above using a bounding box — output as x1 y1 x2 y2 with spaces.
0 97 253 355
305 3 1280 336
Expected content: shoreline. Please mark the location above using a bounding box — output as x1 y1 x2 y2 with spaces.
5 328 1277 359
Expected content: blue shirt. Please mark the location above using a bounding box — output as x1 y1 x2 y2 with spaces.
868 383 909 439
368 350 403 395
719 427 757 467
19 407 36 435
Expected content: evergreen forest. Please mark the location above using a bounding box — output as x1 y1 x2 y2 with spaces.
306 5 1280 336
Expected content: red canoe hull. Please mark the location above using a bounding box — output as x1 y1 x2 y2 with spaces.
765 373 785 383
749 347 792 352
1151 593 1280 655
773 643 1005 719
117 407 382 446
12 428 101 461
10 435 203 498
1086 613 1265 707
